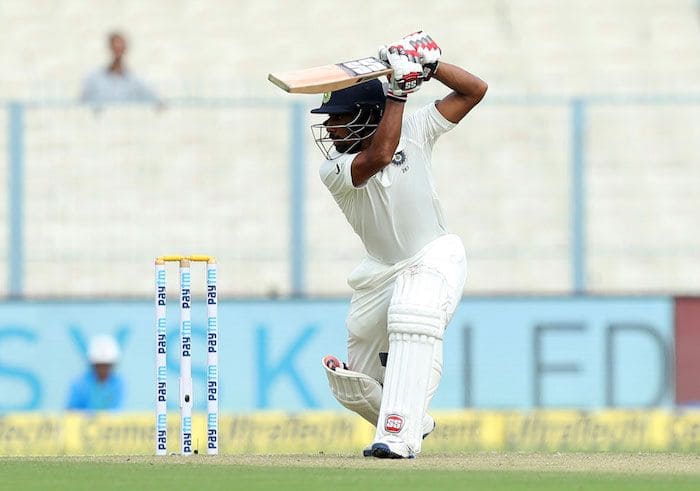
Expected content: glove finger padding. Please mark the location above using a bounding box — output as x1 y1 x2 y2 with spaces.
377 45 389 63
402 31 441 80
383 44 423 99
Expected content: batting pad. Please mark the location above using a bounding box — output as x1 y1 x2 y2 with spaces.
323 359 383 426
375 303 445 454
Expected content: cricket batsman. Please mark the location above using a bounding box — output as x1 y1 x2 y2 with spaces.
312 32 487 458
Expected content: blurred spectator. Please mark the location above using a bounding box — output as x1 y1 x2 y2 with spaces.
67 334 125 411
80 31 161 105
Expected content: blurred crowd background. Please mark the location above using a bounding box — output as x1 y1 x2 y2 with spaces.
1 0 698 299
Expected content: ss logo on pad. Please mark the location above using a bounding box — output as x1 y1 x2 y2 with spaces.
385 414 404 433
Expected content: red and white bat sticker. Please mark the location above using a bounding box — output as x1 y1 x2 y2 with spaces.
384 414 404 433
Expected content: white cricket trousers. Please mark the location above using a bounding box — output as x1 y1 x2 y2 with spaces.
344 234 467 385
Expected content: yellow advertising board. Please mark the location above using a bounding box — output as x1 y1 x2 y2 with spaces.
2 410 700 456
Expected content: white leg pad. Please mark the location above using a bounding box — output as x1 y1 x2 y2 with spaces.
323 360 382 426
374 303 445 455
367 236 465 458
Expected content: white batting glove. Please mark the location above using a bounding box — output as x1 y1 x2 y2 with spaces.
402 31 441 80
378 44 423 101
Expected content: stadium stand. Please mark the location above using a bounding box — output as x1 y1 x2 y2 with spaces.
0 0 698 297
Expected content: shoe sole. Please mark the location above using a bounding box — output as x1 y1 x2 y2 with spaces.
365 443 413 459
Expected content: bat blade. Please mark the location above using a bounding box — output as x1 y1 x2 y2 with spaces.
268 57 391 94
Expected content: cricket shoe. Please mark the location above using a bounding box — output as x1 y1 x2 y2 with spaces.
361 416 435 458
422 414 436 439
362 436 415 459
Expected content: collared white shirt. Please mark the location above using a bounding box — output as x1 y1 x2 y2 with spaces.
319 102 456 265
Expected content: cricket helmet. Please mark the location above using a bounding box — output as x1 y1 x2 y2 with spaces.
310 79 386 114
310 80 386 160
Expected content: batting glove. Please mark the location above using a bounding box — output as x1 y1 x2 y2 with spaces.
378 44 423 101
402 31 441 80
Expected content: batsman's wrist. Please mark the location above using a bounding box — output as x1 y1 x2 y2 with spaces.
423 61 440 81
386 92 407 103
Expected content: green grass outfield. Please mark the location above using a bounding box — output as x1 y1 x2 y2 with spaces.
2 453 700 491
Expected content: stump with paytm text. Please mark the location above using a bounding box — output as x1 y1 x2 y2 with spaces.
154 255 218 455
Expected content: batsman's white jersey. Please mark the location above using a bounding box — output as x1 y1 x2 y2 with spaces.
319 102 454 265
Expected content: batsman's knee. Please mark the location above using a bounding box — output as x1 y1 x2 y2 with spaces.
387 304 445 340
388 263 456 338
322 355 382 426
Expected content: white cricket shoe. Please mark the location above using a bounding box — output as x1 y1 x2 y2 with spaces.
362 436 415 459
362 415 435 458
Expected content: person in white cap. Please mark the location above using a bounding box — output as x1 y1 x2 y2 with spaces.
67 334 125 410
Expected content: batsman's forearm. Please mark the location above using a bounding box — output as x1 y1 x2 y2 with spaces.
351 99 405 186
434 62 488 101
368 99 404 160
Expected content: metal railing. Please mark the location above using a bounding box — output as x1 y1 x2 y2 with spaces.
3 96 700 297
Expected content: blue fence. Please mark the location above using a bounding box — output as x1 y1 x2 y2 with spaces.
0 297 675 412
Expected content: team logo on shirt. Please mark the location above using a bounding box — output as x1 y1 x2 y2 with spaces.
391 150 406 166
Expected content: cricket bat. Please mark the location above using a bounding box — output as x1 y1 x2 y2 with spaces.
268 57 392 94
